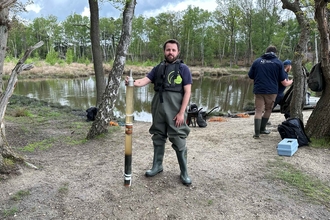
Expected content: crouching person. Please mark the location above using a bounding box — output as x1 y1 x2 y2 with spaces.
125 39 192 185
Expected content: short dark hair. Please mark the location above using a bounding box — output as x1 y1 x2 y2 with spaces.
266 45 277 54
163 39 180 51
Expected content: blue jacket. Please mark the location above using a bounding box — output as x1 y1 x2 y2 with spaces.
248 52 287 94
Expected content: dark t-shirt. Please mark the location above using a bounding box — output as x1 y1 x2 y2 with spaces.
278 71 289 94
147 62 193 86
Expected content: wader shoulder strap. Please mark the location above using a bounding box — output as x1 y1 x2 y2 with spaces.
153 61 166 103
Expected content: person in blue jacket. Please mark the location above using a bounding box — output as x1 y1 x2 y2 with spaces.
248 46 292 139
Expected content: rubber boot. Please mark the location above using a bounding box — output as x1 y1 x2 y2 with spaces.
253 119 261 139
175 148 192 186
145 146 165 177
260 117 270 134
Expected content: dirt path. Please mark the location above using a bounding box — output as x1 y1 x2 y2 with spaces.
1 107 330 219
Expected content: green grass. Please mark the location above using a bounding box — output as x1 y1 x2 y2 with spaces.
267 158 330 207
12 108 33 117
63 136 87 146
19 138 55 152
3 158 15 166
126 59 158 67
7 95 91 149
58 182 69 194
109 125 121 133
11 190 30 201
72 122 85 129
2 74 10 80
309 137 330 149
2 158 16 172
2 207 18 217
6 96 71 125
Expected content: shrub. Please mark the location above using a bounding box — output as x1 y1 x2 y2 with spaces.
66 49 74 64
45 49 58 65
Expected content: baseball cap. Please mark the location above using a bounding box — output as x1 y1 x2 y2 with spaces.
283 60 291 65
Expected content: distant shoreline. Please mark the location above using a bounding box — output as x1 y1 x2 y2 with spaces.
3 61 249 79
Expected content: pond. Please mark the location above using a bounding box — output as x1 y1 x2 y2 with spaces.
12 75 255 122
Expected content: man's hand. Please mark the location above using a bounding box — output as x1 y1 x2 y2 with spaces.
124 76 129 86
173 112 185 127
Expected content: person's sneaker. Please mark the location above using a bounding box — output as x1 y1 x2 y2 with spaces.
266 121 271 125
253 135 260 139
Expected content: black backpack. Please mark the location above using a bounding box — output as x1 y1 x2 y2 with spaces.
277 118 310 147
86 107 98 121
196 111 207 127
187 103 207 127
279 83 293 115
308 62 324 92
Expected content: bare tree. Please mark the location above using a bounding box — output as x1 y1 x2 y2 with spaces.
280 0 310 121
0 41 44 173
305 0 330 138
89 0 106 107
0 0 43 173
87 0 136 139
0 0 17 174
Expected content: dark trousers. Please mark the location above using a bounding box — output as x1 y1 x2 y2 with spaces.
273 93 290 119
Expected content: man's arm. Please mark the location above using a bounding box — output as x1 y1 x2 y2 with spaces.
180 84 191 115
134 76 151 87
173 84 191 127
125 76 151 87
281 78 293 87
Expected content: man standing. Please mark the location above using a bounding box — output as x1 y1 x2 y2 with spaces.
248 46 292 139
125 39 192 185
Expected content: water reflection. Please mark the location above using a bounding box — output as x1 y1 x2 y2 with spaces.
12 75 255 122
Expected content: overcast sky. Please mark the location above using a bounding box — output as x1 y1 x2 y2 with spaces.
19 0 218 21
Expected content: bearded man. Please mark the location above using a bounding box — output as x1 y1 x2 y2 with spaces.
125 39 193 185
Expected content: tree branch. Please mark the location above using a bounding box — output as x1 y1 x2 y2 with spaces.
0 0 16 10
0 41 44 122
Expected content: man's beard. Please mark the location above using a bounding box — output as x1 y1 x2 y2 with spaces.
165 55 178 63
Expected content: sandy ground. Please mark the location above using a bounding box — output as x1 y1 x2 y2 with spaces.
1 106 330 220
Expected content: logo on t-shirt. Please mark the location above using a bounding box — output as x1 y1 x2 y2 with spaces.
168 71 182 84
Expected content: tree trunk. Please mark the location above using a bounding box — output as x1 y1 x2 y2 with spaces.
305 0 330 138
281 0 310 121
0 0 16 173
87 0 136 139
89 0 105 107
0 2 12 93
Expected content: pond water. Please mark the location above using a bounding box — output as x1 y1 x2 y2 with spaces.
12 75 255 122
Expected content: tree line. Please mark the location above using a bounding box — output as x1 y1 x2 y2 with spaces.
6 0 317 68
